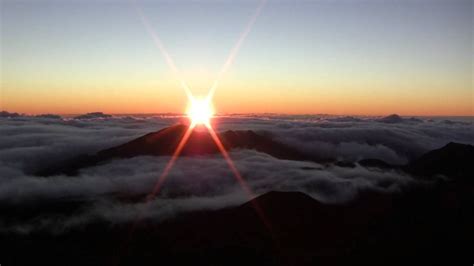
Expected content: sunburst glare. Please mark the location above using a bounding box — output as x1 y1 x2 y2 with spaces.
186 96 214 128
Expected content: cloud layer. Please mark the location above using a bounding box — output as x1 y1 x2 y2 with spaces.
0 114 472 233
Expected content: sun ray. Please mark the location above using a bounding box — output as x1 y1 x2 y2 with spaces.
206 126 251 196
207 0 267 98
181 81 194 102
132 0 191 99
206 125 273 231
121 124 194 260
149 125 194 198
132 0 267 112
126 0 273 244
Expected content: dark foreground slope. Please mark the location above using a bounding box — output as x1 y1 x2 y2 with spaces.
407 142 474 182
2 186 473 266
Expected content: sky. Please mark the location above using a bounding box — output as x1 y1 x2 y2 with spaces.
0 0 472 116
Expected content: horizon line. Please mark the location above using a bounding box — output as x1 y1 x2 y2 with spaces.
1 110 473 118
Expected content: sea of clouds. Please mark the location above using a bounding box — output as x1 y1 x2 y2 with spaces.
0 112 472 233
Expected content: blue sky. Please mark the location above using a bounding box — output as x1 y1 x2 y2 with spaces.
1 0 472 115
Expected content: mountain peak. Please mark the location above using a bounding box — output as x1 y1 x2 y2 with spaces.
378 114 403 123
74 112 112 120
408 142 474 182
37 124 315 176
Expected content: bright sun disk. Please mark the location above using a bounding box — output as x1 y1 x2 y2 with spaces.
186 97 214 128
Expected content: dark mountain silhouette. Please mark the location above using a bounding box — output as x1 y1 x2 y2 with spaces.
378 114 404 123
407 142 474 182
98 124 311 160
37 124 320 176
376 114 422 124
0 110 22 118
74 112 112 119
358 158 394 169
2 188 472 266
354 142 474 181
37 123 474 181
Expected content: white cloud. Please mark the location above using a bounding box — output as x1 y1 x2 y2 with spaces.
0 114 471 233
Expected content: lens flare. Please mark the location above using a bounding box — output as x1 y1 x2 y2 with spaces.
186 97 214 128
125 0 273 248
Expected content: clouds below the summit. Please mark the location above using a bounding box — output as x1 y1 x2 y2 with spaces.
214 114 473 164
0 151 414 233
0 114 472 233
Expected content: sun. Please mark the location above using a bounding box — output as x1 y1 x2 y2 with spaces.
186 97 214 128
